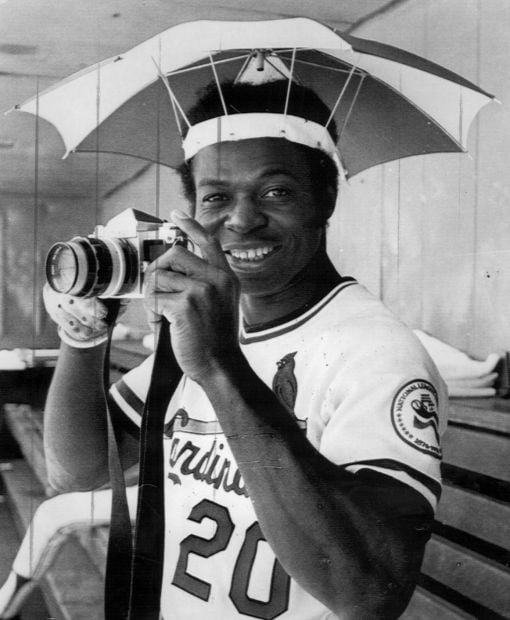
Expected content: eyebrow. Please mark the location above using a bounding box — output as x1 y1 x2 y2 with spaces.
197 167 301 188
259 168 301 181
197 178 228 188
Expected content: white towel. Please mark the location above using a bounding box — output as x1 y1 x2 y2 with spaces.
447 372 499 389
413 330 500 381
0 350 27 370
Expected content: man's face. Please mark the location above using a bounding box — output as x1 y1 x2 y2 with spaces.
192 138 330 297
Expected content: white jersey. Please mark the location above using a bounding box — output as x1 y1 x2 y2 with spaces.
110 279 447 620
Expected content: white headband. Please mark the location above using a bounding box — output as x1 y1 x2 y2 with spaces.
182 113 343 175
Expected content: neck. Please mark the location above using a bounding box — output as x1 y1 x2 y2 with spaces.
241 251 342 327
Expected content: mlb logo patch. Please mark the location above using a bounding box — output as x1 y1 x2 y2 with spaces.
391 380 442 459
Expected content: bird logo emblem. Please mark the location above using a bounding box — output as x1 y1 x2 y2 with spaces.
272 352 298 414
272 352 306 430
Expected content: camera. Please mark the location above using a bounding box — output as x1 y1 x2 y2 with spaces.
45 208 192 299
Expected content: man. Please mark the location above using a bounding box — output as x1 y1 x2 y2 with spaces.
43 79 446 619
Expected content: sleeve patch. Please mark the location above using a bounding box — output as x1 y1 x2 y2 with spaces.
391 379 442 459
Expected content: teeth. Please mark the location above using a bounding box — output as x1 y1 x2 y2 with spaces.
229 246 274 261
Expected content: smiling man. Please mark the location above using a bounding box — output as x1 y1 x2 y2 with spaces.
42 79 447 619
189 138 339 319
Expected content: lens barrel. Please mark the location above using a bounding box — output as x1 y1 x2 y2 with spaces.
46 236 139 298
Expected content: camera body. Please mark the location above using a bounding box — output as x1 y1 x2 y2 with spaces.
46 208 191 299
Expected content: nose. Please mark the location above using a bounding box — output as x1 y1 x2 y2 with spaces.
225 194 267 233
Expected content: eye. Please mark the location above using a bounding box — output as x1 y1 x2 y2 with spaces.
202 192 229 203
262 187 290 199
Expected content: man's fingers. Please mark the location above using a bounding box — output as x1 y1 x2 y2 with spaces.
143 269 189 322
144 269 189 295
171 210 231 271
142 214 239 334
145 245 231 289
143 211 231 278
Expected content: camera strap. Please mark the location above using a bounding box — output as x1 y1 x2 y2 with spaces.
104 317 181 620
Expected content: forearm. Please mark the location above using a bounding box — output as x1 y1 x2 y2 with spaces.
201 353 430 618
44 341 110 492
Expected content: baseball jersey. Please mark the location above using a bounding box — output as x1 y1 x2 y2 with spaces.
109 279 447 620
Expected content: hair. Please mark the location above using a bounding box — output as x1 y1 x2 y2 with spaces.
177 80 339 222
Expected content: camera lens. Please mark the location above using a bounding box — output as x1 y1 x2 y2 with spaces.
45 243 80 294
46 236 139 298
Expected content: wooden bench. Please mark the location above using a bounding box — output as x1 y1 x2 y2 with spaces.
2 343 510 619
1 363 108 620
402 397 510 619
1 404 107 620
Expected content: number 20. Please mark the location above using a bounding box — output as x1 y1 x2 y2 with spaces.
172 499 290 619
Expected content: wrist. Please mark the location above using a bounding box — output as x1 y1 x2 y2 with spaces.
58 326 109 349
196 348 250 390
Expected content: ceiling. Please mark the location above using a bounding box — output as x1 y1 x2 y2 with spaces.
0 0 401 198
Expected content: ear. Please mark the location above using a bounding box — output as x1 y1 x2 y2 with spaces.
324 184 338 221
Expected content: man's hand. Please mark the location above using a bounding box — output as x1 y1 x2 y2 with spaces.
143 211 240 382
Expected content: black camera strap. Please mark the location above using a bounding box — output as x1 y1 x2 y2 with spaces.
104 317 181 620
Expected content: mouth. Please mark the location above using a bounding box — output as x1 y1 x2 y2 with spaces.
224 245 280 263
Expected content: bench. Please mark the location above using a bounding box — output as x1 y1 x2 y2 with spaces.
1 342 509 619
1 402 108 620
402 397 510 619
1 363 108 620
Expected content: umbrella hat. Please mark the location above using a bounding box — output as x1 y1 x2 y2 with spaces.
12 17 496 179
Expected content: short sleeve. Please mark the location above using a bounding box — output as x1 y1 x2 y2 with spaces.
108 353 155 436
312 320 447 510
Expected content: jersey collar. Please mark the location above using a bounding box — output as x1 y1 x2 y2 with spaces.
240 277 357 344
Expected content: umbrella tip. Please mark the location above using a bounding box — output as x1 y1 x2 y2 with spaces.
237 51 297 85
255 50 265 72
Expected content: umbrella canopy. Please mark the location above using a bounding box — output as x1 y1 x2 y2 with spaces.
12 18 495 178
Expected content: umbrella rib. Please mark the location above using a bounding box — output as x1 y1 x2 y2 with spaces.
265 55 296 82
325 63 360 133
234 53 254 84
283 48 297 117
152 57 191 128
209 52 229 116
166 48 326 79
337 71 365 144
164 49 359 80
459 86 464 147
168 53 252 78
280 54 364 76
169 94 184 138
